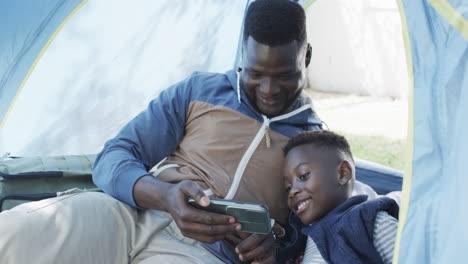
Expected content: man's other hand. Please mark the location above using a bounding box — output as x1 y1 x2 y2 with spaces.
235 232 276 264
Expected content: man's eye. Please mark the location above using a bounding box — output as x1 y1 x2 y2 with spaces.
285 186 292 193
278 74 293 80
278 72 298 80
299 172 310 180
252 73 262 78
248 71 262 78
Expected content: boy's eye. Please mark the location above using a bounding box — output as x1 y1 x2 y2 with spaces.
285 185 292 193
299 172 310 181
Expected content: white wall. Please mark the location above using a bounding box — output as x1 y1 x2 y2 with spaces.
306 0 408 98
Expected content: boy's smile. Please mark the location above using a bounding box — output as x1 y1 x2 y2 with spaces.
284 143 351 224
295 198 311 215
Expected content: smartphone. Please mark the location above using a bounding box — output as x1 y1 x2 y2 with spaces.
188 198 272 234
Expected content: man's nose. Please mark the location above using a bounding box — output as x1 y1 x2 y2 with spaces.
259 77 279 96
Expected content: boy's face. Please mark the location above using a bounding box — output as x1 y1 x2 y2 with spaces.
284 144 350 224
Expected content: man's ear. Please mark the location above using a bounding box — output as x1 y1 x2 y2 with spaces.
305 43 312 67
338 160 353 186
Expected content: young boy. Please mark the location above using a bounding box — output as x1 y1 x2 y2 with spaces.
281 130 399 264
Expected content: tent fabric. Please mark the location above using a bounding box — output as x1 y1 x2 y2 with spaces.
431 0 468 39
395 0 468 263
0 0 247 156
447 0 468 21
299 0 318 9
0 0 84 128
355 158 403 195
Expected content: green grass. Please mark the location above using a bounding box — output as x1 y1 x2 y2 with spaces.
337 131 407 171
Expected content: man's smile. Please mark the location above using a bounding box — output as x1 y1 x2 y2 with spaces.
258 95 281 106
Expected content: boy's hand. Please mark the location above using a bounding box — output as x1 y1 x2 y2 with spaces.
235 232 276 264
166 180 241 243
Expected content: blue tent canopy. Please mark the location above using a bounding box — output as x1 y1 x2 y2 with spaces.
0 0 247 155
395 0 468 262
0 0 83 128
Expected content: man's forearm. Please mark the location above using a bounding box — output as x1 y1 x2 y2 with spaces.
133 175 174 211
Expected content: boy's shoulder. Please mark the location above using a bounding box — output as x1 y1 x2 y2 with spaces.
288 195 399 233
344 195 400 220
299 195 397 225
297 196 399 264
319 195 399 232
280 196 399 264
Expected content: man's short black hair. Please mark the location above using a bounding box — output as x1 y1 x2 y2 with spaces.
243 0 307 46
283 130 354 162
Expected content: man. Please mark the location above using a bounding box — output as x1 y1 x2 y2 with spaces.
0 1 390 263
93 1 317 263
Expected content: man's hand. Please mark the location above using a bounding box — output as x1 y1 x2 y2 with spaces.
134 176 241 243
166 180 241 243
235 232 276 264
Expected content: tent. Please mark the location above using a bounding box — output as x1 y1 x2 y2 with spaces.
393 0 468 262
1 0 467 262
0 0 246 155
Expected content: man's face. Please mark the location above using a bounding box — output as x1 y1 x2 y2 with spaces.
240 37 309 117
284 144 346 224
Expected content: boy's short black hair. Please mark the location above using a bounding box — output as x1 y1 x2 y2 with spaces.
243 0 307 46
283 130 354 161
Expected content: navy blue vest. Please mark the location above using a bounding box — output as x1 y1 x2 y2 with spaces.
280 195 399 264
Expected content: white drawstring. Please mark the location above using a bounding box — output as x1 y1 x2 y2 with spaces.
265 127 271 148
153 163 215 197
236 70 241 104
262 115 271 148
225 105 313 199
224 115 272 199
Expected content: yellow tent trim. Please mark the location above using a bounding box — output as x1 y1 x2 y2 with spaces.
0 0 89 129
429 0 468 40
393 0 415 263
302 0 318 10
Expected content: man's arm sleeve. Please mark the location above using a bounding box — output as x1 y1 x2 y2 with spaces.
92 76 193 208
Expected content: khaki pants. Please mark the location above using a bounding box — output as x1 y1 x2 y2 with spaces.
0 191 224 264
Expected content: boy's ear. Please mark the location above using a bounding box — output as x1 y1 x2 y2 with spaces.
337 160 353 186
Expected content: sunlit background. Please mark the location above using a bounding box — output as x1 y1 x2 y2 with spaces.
0 0 408 170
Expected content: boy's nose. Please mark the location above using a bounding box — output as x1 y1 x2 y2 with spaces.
288 185 301 199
